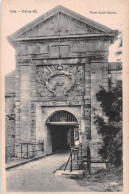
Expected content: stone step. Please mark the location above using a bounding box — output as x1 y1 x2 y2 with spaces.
55 169 84 176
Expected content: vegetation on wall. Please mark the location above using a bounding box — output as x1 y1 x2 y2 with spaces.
94 80 122 167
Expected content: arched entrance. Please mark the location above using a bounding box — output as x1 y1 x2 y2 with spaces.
47 110 79 153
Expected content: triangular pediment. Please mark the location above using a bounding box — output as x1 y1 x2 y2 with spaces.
17 12 104 38
8 5 117 42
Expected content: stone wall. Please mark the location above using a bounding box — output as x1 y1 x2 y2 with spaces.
5 60 122 160
5 71 15 162
5 96 15 162
5 61 122 160
109 62 122 86
14 38 110 159
15 39 109 59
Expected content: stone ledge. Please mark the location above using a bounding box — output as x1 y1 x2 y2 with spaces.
6 154 46 170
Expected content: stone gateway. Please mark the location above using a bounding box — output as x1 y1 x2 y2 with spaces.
5 6 121 161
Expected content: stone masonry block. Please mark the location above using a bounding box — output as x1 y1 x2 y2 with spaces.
85 79 91 84
85 91 91 95
85 83 91 87
85 68 91 72
85 72 91 76
85 87 91 92
84 100 91 105
103 83 108 87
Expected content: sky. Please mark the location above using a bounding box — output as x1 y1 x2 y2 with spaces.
1 0 128 75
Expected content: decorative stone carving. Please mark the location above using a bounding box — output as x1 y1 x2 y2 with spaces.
46 66 74 97
61 13 102 34
36 64 85 99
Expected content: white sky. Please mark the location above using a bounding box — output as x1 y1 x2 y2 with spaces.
1 0 127 75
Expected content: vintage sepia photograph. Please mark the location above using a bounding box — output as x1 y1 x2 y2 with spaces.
1 0 129 193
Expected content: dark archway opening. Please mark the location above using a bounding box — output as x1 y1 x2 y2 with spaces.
51 125 74 153
47 110 79 153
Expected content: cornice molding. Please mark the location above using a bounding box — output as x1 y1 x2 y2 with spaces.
12 33 116 43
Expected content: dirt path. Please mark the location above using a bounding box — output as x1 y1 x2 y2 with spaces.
6 152 122 192
6 152 87 192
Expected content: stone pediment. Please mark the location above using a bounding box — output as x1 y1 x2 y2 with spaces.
8 5 117 42
19 13 102 38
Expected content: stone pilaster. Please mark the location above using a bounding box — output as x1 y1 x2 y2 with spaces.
20 63 31 142
30 63 37 101
81 103 86 147
102 59 109 91
90 58 103 160
84 58 91 141
81 58 91 152
30 63 37 143
30 103 36 143
14 61 20 144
